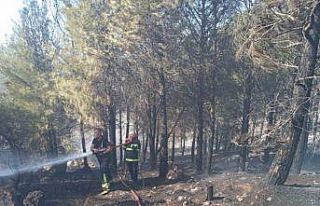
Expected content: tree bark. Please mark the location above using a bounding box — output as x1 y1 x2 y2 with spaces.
125 105 130 140
207 85 216 173
159 69 168 179
180 132 183 153
215 133 220 152
143 129 149 163
263 98 276 164
119 106 123 167
80 119 88 168
108 103 117 169
182 129 186 157
266 3 320 185
312 101 319 144
134 111 140 136
191 124 196 163
223 125 230 151
292 117 310 174
260 107 266 137
148 95 157 169
156 121 160 152
171 130 176 163
239 69 252 171
196 69 205 172
203 133 208 157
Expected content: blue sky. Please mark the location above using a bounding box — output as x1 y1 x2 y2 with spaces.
0 0 23 43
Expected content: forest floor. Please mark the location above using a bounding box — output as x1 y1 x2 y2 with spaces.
2 152 320 206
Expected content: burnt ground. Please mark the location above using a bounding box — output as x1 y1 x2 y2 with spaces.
2 153 320 206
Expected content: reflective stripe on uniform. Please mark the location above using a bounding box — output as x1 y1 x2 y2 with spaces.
125 144 139 149
125 158 139 162
125 147 139 151
103 174 107 183
102 183 109 189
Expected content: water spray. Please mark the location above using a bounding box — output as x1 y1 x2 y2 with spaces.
0 152 93 177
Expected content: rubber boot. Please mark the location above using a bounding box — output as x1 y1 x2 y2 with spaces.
99 174 110 195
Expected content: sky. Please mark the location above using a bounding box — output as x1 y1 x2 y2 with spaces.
0 0 23 43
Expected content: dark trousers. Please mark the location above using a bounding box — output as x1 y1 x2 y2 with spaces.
126 161 138 182
98 157 112 182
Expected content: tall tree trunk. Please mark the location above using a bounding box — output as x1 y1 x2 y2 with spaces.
135 111 140 136
108 103 117 169
312 101 319 144
204 134 208 157
156 120 160 152
263 98 276 163
180 132 183 152
80 119 88 168
171 130 176 163
207 87 216 174
119 106 123 167
103 124 109 142
191 124 196 164
215 133 220 152
260 107 267 137
251 116 257 138
223 125 231 151
148 95 157 169
182 132 186 157
292 117 310 174
142 130 145 159
125 105 130 140
159 69 168 179
180 128 186 157
267 4 320 185
196 70 205 172
239 69 252 171
143 129 149 163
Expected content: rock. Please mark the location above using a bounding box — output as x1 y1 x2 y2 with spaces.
190 187 199 194
266 197 272 201
236 196 243 202
236 193 248 202
239 177 247 180
177 196 185 202
23 190 44 206
214 192 223 197
165 190 173 195
0 190 13 206
202 201 211 206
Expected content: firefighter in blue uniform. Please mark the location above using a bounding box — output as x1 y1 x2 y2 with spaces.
123 133 141 184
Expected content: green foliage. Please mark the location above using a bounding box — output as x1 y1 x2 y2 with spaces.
0 96 43 152
0 0 308 160
234 0 311 71
0 0 72 154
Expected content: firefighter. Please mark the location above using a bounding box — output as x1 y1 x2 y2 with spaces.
123 133 141 184
91 128 113 195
